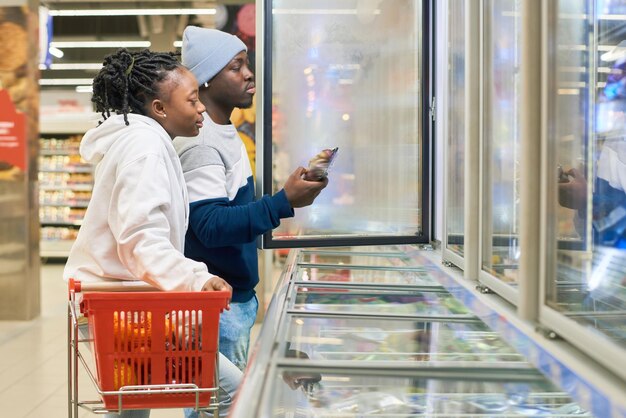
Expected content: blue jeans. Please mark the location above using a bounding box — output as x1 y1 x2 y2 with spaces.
184 296 258 418
219 295 259 371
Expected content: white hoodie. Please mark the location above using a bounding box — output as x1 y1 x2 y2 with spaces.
63 114 213 291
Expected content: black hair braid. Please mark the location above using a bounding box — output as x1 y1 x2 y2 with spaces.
91 48 181 126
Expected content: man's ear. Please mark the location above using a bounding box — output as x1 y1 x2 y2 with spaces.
149 99 167 120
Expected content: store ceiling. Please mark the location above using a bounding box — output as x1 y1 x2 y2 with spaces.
40 0 253 90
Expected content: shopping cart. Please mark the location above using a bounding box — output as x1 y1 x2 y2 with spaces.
68 279 230 417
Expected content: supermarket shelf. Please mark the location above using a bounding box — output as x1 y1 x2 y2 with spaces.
40 239 74 258
40 149 80 156
39 167 93 174
40 220 83 226
40 116 97 134
40 202 90 208
39 134 93 238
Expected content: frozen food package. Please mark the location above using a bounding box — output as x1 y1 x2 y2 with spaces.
304 147 338 181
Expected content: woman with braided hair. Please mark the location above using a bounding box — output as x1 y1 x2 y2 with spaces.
63 49 242 418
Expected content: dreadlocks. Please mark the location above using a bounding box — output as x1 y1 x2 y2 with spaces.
91 49 181 126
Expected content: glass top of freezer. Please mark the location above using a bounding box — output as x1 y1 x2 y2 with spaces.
291 286 473 318
297 245 434 266
297 252 414 267
264 368 592 417
280 315 526 365
292 264 444 288
296 246 434 268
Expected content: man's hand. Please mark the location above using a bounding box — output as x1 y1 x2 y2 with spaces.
202 277 232 309
558 168 587 211
283 167 329 208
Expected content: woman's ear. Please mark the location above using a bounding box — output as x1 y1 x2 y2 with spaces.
149 99 168 120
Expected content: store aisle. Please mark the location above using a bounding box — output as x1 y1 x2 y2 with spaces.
0 262 92 417
0 261 225 418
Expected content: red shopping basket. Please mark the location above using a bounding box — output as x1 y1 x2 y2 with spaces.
79 286 229 410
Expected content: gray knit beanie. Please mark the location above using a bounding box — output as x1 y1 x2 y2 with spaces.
182 26 247 85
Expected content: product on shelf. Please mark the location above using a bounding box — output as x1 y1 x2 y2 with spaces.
39 206 87 224
40 190 91 207
41 226 79 241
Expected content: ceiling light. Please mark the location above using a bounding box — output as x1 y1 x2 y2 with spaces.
40 63 103 70
272 9 380 15
49 46 64 58
76 86 93 93
50 41 151 48
49 9 216 17
39 78 94 86
173 41 183 48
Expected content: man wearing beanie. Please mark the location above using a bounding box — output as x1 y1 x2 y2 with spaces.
174 26 327 413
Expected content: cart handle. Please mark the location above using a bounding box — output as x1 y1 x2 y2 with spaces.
69 278 160 294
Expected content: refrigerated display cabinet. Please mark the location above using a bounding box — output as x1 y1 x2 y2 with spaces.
261 369 590 417
540 0 626 384
249 2 625 417
231 248 597 417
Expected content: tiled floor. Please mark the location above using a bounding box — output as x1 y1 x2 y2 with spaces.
0 260 264 418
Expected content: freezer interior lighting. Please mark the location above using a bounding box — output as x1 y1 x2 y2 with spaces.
49 46 64 58
49 9 216 17
50 41 151 48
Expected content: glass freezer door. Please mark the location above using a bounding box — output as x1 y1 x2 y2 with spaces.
480 0 523 302
260 0 430 248
543 0 626 380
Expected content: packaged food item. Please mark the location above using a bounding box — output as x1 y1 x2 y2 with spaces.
304 147 338 181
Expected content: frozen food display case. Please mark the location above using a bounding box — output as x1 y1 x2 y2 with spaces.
249 2 625 417
261 369 590 417
231 248 595 417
